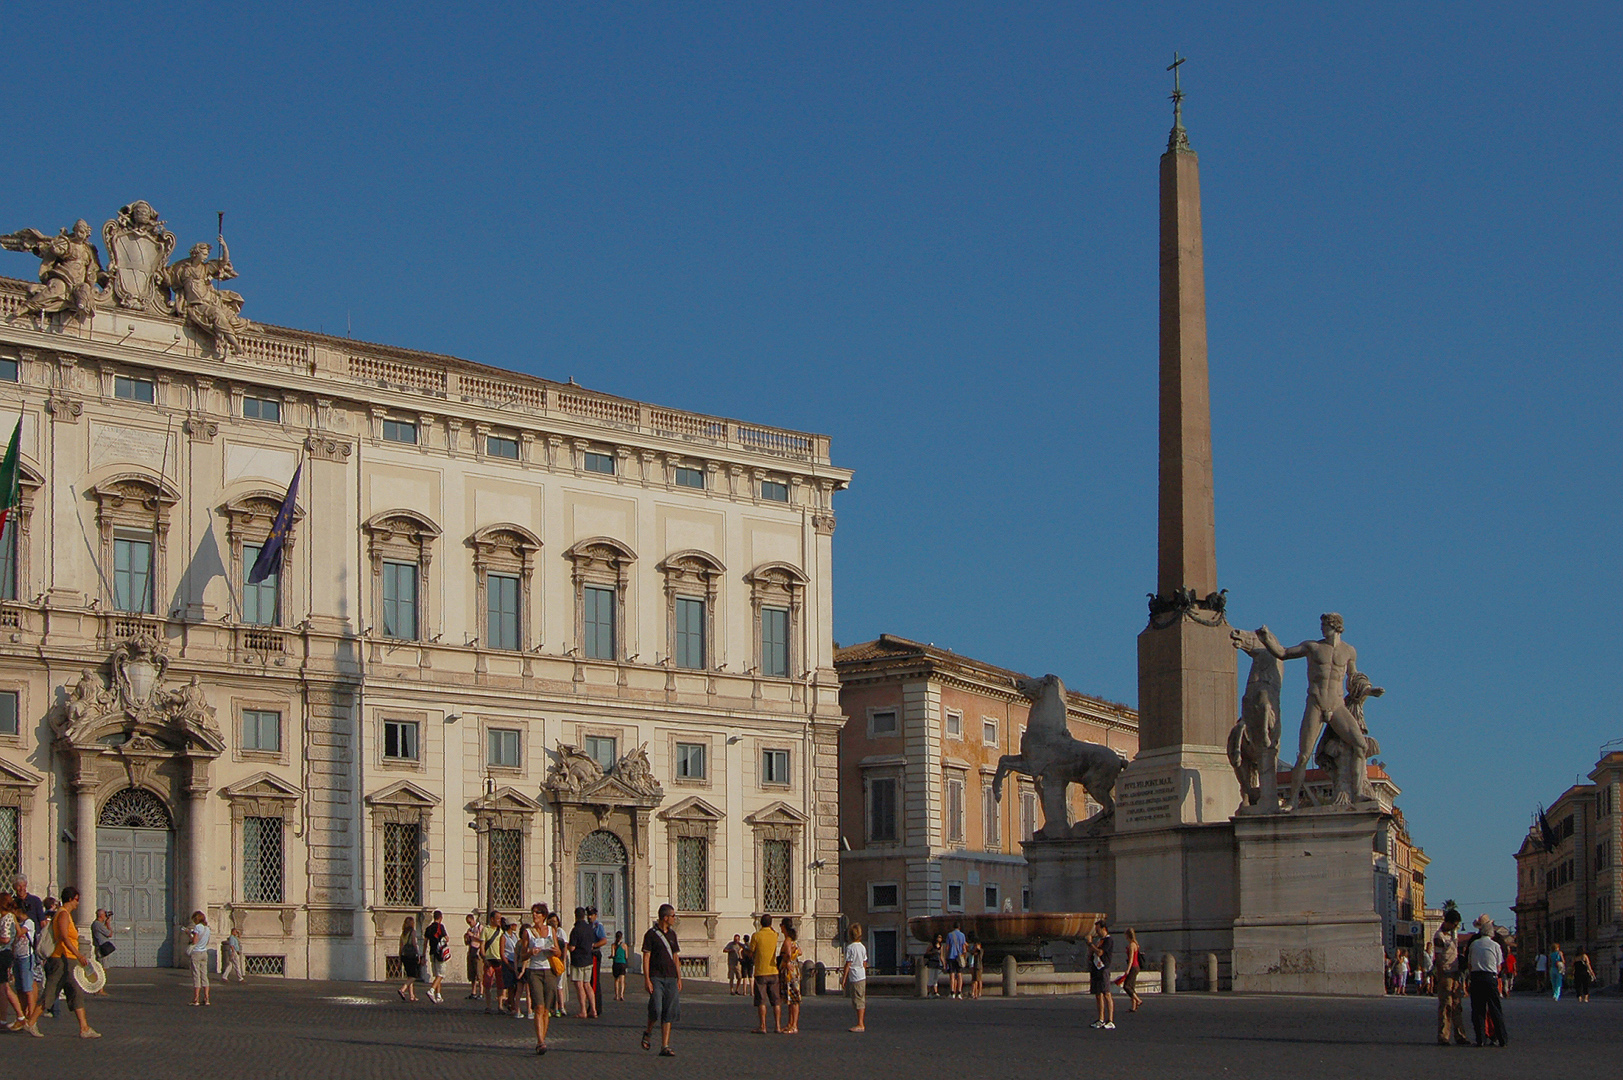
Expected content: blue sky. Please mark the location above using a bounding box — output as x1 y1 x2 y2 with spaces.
4 2 1618 928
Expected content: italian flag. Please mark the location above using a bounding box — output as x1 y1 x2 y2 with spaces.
0 418 20 539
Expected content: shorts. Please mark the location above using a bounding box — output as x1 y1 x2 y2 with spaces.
39 956 84 1011
13 950 34 993
500 962 519 990
945 957 963 974
846 978 866 1009
753 973 781 1007
727 956 740 976
569 963 594 982
1089 967 1110 996
648 975 681 1025
191 950 211 988
428 954 447 978
612 962 627 978
526 968 560 1012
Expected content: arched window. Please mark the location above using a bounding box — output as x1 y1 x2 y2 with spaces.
564 538 636 662
363 511 441 641
657 551 725 670
98 787 173 829
468 524 542 654
90 474 180 617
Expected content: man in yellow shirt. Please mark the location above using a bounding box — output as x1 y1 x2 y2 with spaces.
24 885 98 1038
749 914 781 1033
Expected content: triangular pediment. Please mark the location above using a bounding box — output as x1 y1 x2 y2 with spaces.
659 795 723 822
365 779 440 808
0 756 44 788
468 785 543 814
743 800 809 827
563 771 663 807
221 771 302 801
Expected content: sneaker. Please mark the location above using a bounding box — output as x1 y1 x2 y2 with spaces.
1091 1021 1104 1029
24 1023 43 1038
80 1029 102 1039
1103 1022 1116 1030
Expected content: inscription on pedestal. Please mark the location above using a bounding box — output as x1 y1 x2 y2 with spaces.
1119 772 1180 828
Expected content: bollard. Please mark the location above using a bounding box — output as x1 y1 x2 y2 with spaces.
915 959 929 998
1205 952 1219 992
814 961 826 996
809 961 822 996
1162 952 1177 995
1003 954 1018 998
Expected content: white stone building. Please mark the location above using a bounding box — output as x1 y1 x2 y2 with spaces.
0 212 850 979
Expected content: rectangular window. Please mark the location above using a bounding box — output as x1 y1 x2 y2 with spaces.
382 419 418 444
1022 887 1031 911
983 783 1000 850
870 709 898 737
488 827 522 909
0 690 16 737
383 719 419 761
869 776 898 843
488 728 522 769
242 709 281 753
945 774 965 843
761 838 792 912
0 358 16 382
0 805 17 880
242 395 281 422
584 735 617 774
946 882 964 911
675 466 705 489
583 451 615 475
869 883 899 910
114 375 155 403
485 435 519 460
675 596 706 669
676 835 708 911
760 480 789 502
381 561 418 639
985 884 1000 911
762 748 791 786
0 515 17 601
982 718 999 746
945 710 963 738
242 816 284 903
760 606 789 678
582 585 616 660
383 821 421 906
1020 790 1038 842
112 537 153 613
486 572 521 650
675 742 706 780
241 543 279 626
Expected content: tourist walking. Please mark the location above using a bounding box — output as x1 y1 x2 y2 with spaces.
1394 951 1410 994
4 891 35 1029
568 908 599 1018
749 913 781 1033
640 903 681 1057
611 931 628 1001
502 918 527 1017
23 885 98 1037
221 925 245 982
1118 928 1144 1011
740 932 755 994
1533 948 1547 993
1548 943 1565 999
188 910 212 1005
1572 950 1594 1001
970 940 984 999
1418 943 1433 994
588 906 608 1014
548 912 568 1016
1497 939 1515 996
0 892 26 1024
924 933 943 997
1466 915 1507 1047
945 922 968 999
397 916 421 1002
1088 919 1115 1030
519 903 560 1054
480 911 504 1013
11 876 45 932
1431 910 1469 1046
422 910 450 1002
724 933 744 994
841 921 867 1032
463 913 482 998
779 921 802 1033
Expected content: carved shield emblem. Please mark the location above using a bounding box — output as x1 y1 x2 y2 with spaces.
123 658 159 707
103 202 176 313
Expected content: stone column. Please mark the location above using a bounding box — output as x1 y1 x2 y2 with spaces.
72 777 98 933
185 779 209 922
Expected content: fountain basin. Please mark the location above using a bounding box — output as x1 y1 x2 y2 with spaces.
908 912 1105 948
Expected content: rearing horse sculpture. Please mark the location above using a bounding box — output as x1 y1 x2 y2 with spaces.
992 674 1129 838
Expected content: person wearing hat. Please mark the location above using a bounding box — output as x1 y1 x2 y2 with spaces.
1466 915 1507 1047
22 885 98 1038
1430 910 1469 1046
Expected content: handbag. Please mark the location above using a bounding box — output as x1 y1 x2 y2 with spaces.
97 941 117 958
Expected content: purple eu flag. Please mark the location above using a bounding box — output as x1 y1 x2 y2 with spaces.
248 464 301 586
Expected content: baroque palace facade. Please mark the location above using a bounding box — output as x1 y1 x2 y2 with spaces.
0 201 850 979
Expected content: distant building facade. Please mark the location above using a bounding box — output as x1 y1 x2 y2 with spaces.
834 635 1138 972
1513 751 1623 989
0 213 851 981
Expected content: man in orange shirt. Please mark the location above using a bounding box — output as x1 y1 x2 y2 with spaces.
24 885 98 1038
748 915 781 1034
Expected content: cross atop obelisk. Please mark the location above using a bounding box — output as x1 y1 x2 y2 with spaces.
1167 52 1190 151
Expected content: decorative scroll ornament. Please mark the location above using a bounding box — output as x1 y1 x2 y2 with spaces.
1147 587 1227 629
102 201 177 313
54 632 222 750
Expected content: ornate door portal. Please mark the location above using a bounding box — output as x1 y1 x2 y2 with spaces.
577 830 627 947
95 788 175 967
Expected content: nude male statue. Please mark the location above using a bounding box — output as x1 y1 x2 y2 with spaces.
1263 612 1366 810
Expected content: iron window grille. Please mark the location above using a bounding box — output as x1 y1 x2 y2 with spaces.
676 835 707 911
0 806 18 880
761 838 792 913
99 788 172 828
488 828 522 909
243 816 285 903
244 955 285 976
383 821 421 906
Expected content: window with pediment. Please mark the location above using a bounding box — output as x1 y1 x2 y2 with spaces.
363 511 441 642
564 537 635 662
221 773 301 907
468 524 541 653
745 563 807 679
657 551 724 671
220 491 305 626
659 797 722 915
366 781 438 909
91 474 179 617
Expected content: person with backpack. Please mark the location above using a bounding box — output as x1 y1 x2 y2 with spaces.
397 915 421 1002
22 885 98 1038
422 910 450 1003
0 892 26 1024
640 903 681 1057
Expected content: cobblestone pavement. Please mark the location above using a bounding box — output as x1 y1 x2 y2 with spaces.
4 971 1616 1080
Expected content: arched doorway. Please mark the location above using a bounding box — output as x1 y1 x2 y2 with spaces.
577 830 628 946
96 788 175 967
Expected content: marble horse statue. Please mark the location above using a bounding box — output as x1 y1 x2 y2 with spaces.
993 674 1128 838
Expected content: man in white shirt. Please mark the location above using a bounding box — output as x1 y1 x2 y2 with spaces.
1466 915 1507 1048
841 922 867 1033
